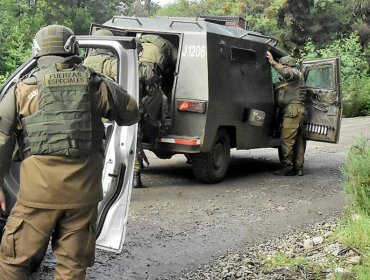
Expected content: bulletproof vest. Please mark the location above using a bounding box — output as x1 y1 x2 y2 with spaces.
275 69 306 106
21 64 105 158
140 35 172 71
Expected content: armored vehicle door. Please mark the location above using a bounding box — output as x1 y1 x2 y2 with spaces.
0 36 139 254
301 57 342 143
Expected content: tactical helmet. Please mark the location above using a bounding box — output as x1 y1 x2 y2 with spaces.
279 56 297 67
32 25 79 57
94 29 113 36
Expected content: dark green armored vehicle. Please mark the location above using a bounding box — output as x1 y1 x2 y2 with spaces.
94 16 342 183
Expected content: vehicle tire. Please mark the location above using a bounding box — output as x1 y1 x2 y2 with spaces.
192 129 230 183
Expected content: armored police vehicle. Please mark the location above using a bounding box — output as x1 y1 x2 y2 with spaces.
94 16 342 183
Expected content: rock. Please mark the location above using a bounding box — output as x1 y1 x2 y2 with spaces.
313 236 324 245
334 267 356 280
304 238 314 250
346 255 361 265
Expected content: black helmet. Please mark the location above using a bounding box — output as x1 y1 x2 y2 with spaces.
32 25 79 57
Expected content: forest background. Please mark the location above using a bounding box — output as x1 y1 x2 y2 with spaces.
1 0 370 117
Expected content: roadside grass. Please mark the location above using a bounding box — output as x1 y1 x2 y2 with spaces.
336 137 370 279
263 137 370 279
263 252 325 278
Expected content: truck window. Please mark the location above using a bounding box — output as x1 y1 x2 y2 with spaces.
231 47 256 64
305 65 334 89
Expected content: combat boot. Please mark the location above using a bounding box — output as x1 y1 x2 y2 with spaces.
295 168 304 176
274 164 295 176
133 172 143 188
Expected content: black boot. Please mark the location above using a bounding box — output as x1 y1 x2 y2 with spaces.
274 164 295 176
133 172 143 188
295 168 304 176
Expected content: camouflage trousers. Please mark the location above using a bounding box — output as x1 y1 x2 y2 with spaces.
280 103 307 169
0 202 97 280
135 122 145 173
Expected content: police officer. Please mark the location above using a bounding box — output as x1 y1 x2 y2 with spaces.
0 25 139 279
134 34 177 188
83 28 118 81
266 51 307 176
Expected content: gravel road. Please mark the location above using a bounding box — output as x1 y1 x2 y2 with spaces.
31 116 370 280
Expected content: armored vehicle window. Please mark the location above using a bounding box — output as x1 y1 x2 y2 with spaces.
305 66 334 89
271 68 280 84
231 47 256 64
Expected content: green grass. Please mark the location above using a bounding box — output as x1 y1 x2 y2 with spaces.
264 252 325 277
337 210 370 254
342 137 370 214
335 137 370 279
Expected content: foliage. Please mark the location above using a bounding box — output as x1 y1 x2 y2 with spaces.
124 0 160 17
338 209 370 255
0 0 126 81
263 252 324 277
342 137 370 213
337 137 370 279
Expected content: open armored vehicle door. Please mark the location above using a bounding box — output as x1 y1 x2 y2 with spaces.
301 57 342 143
0 36 139 254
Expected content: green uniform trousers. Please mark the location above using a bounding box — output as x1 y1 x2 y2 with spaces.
0 202 97 280
280 103 307 169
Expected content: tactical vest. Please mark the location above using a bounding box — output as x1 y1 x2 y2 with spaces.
21 65 105 158
140 35 172 71
275 70 306 106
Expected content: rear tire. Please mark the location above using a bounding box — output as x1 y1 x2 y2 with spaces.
192 129 230 183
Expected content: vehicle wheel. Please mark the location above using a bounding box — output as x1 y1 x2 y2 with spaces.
192 129 230 183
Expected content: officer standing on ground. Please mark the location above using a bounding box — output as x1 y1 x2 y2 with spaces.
0 25 139 279
266 51 307 176
134 34 177 188
83 28 118 81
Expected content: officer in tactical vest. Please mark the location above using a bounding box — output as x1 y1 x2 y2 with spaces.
266 51 307 176
83 28 118 81
0 25 139 279
134 34 177 188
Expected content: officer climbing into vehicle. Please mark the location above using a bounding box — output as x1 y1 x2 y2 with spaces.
266 51 307 176
0 25 139 279
134 34 177 188
83 28 118 81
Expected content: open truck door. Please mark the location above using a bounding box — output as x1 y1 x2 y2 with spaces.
77 36 139 253
0 36 139 256
301 57 342 143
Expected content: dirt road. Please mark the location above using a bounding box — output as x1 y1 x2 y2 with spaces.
33 117 370 279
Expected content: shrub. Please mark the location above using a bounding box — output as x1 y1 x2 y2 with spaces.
342 137 370 213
